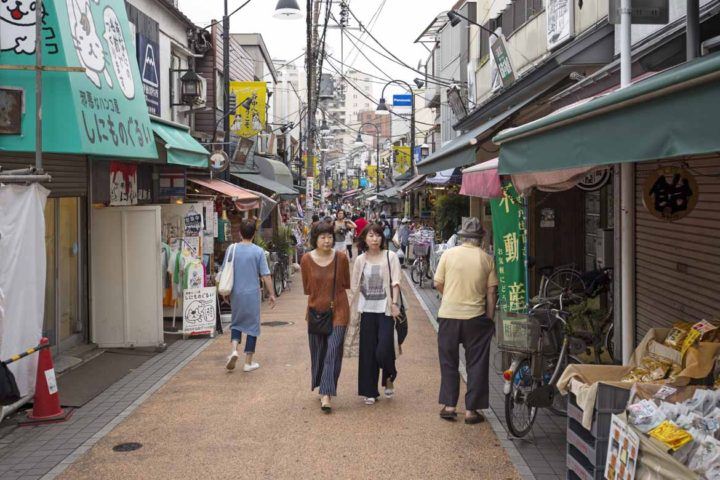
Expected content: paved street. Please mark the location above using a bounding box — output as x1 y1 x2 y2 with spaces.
51 272 520 480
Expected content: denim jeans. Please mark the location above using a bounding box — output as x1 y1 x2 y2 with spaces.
231 329 257 353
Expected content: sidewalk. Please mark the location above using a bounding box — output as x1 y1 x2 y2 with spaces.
408 275 567 480
49 272 520 480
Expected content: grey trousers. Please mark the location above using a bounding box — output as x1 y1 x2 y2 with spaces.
437 315 494 411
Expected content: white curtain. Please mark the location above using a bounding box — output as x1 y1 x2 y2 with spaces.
0 183 49 396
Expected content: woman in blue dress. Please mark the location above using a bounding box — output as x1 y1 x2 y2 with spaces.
220 219 275 372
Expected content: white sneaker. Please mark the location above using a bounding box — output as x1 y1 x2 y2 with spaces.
364 397 376 405
243 362 260 372
225 352 239 371
385 381 395 398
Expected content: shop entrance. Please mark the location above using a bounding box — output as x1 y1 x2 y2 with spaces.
43 197 88 353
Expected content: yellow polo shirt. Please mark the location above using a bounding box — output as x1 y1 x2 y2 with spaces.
434 244 499 319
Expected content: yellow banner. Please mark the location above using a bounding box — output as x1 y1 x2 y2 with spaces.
351 177 359 189
302 154 320 177
366 165 385 183
229 81 267 137
393 146 411 174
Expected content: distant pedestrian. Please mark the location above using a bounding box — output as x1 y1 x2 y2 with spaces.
354 212 368 238
347 223 402 405
333 209 357 254
345 228 354 259
301 221 351 413
221 220 276 372
433 217 497 424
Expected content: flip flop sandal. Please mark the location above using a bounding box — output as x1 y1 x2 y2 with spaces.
464 411 486 424
439 407 457 421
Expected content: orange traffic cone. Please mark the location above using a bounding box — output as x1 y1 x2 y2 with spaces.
20 337 73 425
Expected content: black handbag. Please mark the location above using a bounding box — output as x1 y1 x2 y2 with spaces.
0 362 21 406
387 252 408 345
307 255 337 336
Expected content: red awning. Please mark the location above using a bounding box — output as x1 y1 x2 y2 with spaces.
460 159 502 198
187 177 260 211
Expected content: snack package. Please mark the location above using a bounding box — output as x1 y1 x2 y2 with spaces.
627 400 666 432
664 322 693 351
621 355 674 383
681 320 719 356
649 420 694 451
687 437 720 476
622 367 650 383
684 389 720 417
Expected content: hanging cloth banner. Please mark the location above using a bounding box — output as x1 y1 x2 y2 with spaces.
229 81 267 138
489 183 529 313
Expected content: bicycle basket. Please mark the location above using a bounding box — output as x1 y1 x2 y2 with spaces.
495 309 561 354
413 242 430 257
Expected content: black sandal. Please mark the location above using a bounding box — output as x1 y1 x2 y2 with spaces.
321 398 332 414
439 406 457 421
464 410 485 424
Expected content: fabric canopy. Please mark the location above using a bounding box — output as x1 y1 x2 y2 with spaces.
151 119 210 168
232 173 299 199
341 188 361 198
377 182 407 201
494 53 720 174
187 177 259 211
426 167 462 186
460 159 502 198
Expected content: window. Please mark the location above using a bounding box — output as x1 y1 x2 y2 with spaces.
479 20 491 60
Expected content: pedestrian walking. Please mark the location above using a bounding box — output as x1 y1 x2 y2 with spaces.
433 217 498 424
354 212 368 238
399 218 411 266
346 223 403 405
333 209 357 253
300 221 351 413
221 220 276 372
345 227 354 259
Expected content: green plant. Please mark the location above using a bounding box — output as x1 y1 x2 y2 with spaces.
254 234 268 251
272 226 294 256
433 193 469 240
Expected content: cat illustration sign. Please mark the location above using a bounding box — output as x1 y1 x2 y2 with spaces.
0 0 157 160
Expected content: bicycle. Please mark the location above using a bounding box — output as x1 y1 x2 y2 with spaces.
269 250 290 297
500 294 584 438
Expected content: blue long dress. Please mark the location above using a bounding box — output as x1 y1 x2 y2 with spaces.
221 243 271 337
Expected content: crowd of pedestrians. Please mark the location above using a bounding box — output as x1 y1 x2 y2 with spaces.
217 210 498 422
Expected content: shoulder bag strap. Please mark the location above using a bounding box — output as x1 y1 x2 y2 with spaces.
386 251 403 308
330 254 337 309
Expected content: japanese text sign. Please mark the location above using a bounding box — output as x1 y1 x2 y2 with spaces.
229 81 267 138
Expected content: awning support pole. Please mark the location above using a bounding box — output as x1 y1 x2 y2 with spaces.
619 0 635 364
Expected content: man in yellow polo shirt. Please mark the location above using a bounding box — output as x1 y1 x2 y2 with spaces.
434 217 498 424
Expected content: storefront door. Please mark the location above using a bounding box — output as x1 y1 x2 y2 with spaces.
44 197 87 353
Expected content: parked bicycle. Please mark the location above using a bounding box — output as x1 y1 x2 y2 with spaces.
408 228 435 287
268 250 290 297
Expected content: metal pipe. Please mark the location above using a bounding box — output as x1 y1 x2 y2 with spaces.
687 0 700 60
0 175 52 183
619 0 634 364
223 0 230 157
35 0 43 172
0 167 35 175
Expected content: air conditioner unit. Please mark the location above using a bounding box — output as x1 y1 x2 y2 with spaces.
256 132 270 155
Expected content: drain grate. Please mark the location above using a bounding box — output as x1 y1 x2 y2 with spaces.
113 442 143 452
260 321 293 327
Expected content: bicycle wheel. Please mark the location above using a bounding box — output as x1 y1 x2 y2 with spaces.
281 263 289 290
547 354 582 417
410 262 421 285
542 268 586 302
505 358 539 437
273 264 284 297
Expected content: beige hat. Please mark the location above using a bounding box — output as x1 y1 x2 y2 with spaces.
457 217 484 239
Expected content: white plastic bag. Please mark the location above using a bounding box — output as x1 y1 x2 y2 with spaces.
218 244 235 296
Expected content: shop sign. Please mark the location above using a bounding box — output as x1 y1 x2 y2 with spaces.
182 287 216 336
490 183 528 313
306 177 314 209
183 207 203 236
642 166 698 222
490 36 515 88
393 145 411 175
159 169 186 199
609 0 669 24
0 88 22 134
604 414 640 480
577 167 611 191
546 0 575 50
137 33 160 115
109 161 138 205
540 208 555 228
210 150 229 172
229 81 267 138
231 137 255 168
0 0 157 159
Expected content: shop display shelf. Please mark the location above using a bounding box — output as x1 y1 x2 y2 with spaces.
567 417 609 467
568 395 613 440
567 444 606 480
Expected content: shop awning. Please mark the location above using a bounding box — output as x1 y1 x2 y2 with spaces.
342 188 362 198
426 167 462 186
253 155 295 189
377 183 407 201
416 93 542 175
242 188 278 222
494 53 720 174
460 159 502 198
151 118 209 168
399 175 427 193
232 173 299 199
187 177 259 211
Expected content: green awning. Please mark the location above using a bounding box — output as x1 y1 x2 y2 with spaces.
494 53 720 174
151 119 209 168
232 173 299 199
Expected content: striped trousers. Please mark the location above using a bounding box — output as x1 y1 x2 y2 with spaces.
309 325 347 396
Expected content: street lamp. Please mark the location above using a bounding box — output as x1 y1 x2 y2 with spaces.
376 79 416 176
355 123 381 193
274 0 303 19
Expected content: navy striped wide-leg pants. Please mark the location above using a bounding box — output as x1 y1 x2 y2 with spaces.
309 325 347 396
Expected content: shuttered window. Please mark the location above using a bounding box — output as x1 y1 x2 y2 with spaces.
634 156 720 340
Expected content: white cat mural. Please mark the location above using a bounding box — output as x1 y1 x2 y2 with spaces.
0 0 40 54
102 7 135 99
66 0 113 89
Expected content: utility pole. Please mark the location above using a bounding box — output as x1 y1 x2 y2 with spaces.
223 0 231 157
305 0 319 211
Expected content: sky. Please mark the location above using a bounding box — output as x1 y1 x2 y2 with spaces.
177 0 456 99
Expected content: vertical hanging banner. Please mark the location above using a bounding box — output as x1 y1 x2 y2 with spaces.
109 161 138 205
393 146 411 175
489 183 528 313
306 177 314 209
229 81 267 138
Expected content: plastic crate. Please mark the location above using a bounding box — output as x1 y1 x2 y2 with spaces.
595 383 631 413
568 396 614 441
567 417 609 467
567 444 605 480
